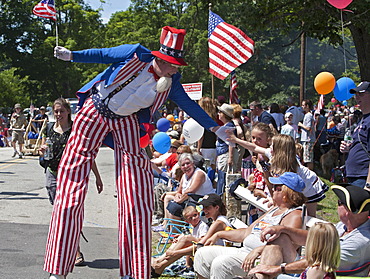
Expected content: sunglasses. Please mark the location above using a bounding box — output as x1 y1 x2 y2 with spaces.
177 152 183 154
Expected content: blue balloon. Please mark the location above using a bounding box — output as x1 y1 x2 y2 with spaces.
152 132 171 154
333 77 356 101
156 118 171 132
342 100 348 106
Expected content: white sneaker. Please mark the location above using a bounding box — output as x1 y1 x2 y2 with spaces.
49 274 66 279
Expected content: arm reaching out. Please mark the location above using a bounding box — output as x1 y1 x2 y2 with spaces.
91 161 103 193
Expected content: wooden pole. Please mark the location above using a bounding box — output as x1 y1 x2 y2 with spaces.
299 30 306 104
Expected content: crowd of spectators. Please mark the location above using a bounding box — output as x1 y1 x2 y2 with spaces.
148 82 370 278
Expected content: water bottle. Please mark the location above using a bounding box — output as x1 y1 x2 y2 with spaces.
44 137 53 160
344 129 353 144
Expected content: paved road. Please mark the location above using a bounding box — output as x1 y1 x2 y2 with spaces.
0 147 124 279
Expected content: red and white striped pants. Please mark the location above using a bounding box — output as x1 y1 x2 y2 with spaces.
44 99 154 278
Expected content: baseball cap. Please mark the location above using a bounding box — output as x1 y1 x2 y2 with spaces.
199 193 222 207
285 112 293 119
350 81 370 94
331 185 370 213
269 172 305 193
14 103 22 109
40 106 46 110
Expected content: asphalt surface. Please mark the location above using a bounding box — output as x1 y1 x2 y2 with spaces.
0 146 123 279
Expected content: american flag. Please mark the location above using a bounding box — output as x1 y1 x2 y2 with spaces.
229 71 239 104
33 0 57 21
208 11 254 80
316 94 324 113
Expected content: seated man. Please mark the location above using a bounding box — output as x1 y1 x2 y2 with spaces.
249 185 370 278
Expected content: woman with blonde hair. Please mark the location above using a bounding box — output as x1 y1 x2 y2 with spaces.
301 222 340 279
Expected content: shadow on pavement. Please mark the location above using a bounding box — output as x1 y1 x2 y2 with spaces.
85 258 120 269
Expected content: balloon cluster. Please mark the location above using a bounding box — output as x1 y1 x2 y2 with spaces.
314 72 356 102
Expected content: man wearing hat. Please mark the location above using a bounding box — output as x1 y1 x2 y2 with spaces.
9 103 27 158
248 184 370 278
340 81 370 188
47 27 228 279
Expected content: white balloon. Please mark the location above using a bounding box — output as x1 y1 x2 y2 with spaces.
182 118 204 144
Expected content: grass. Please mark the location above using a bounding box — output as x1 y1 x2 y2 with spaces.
151 176 339 278
316 177 339 223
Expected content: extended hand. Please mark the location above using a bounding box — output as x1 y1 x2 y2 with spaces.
54 46 72 61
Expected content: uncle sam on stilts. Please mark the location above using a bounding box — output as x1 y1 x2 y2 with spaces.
45 26 229 279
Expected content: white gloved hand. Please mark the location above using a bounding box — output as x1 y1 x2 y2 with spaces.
215 126 236 147
54 46 72 61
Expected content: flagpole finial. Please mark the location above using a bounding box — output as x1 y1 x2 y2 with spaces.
209 3 212 10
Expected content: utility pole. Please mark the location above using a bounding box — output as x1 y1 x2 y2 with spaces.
300 30 306 104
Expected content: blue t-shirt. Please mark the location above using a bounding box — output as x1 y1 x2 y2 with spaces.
216 121 235 155
258 111 277 130
346 113 370 178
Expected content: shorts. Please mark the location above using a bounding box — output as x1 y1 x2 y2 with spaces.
166 200 196 217
302 142 314 163
200 148 217 166
12 131 25 144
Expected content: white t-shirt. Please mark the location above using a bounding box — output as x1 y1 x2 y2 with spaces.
182 168 215 196
214 215 232 246
281 123 299 140
192 220 209 239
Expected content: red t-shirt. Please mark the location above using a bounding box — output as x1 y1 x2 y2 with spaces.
165 153 178 170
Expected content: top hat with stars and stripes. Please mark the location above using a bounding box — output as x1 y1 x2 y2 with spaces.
151 26 188 66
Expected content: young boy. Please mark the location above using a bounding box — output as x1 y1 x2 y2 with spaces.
281 112 299 142
151 206 208 277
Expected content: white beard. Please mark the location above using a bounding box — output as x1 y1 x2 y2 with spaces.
156 77 172 93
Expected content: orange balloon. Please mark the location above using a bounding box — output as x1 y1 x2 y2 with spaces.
314 72 336 95
166 114 175 122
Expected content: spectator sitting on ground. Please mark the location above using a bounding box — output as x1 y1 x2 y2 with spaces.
249 184 370 278
151 194 232 277
193 172 306 279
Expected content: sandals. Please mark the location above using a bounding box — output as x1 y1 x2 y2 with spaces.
75 252 85 266
151 266 161 278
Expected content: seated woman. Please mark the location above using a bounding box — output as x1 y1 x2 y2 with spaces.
163 153 215 224
194 172 307 279
152 194 232 277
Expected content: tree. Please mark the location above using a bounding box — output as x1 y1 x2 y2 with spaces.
0 0 105 106
211 0 369 80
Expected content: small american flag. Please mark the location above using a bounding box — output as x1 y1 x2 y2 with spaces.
208 11 254 80
229 71 239 104
316 94 324 113
33 0 57 21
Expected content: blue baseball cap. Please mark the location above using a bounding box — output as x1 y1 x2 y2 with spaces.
269 172 305 193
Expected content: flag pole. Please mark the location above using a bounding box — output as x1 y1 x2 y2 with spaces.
55 0 58 46
209 3 214 101
55 19 59 46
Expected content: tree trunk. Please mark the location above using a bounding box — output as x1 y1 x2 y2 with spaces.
349 24 370 81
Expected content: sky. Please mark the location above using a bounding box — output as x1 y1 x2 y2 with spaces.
86 0 131 23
